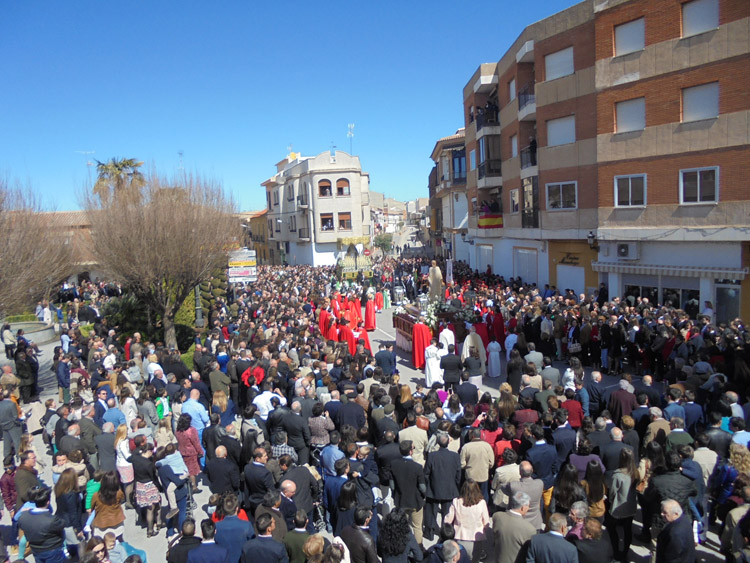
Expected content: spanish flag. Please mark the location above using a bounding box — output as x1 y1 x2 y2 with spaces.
478 214 503 229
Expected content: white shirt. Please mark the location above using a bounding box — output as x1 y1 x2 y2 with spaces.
253 391 288 420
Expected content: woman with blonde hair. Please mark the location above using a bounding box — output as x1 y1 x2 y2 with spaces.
114 424 134 508
55 467 83 557
211 389 237 427
155 418 177 448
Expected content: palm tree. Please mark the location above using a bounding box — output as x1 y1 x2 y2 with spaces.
93 157 145 203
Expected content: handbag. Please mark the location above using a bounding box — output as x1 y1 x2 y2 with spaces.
568 342 582 354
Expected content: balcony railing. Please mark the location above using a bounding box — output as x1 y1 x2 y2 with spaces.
522 208 539 229
520 146 537 169
476 109 499 131
478 159 502 180
298 228 310 239
518 84 535 110
452 174 467 185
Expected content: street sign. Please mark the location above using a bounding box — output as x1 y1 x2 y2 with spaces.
228 267 256 277
229 249 256 268
363 248 371 256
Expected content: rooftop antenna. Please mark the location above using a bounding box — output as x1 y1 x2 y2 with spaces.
75 150 96 183
330 142 337 159
347 123 355 154
177 150 184 173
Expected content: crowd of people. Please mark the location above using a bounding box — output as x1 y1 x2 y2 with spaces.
0 257 748 563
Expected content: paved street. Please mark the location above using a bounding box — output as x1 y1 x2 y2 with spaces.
1 314 724 561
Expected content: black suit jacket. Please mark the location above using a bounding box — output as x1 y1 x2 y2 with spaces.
655 514 695 563
219 435 242 468
374 350 395 376
526 531 578 563
552 425 576 466
282 413 311 451
267 407 292 438
599 441 635 476
456 382 478 406
241 535 289 563
168 535 203 563
526 442 559 489
440 354 462 383
283 464 319 514
390 457 426 510
375 442 402 486
340 525 379 563
244 462 275 509
424 447 461 500
207 456 240 495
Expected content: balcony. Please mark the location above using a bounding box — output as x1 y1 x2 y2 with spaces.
297 195 309 208
516 40 534 64
476 108 501 137
298 228 310 241
478 159 502 180
520 146 538 177
522 208 539 229
518 85 536 121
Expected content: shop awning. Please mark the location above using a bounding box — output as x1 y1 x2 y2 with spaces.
591 261 749 280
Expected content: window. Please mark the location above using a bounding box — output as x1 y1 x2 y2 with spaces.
273 190 279 206
547 115 576 146
614 174 646 206
442 156 451 180
338 212 352 230
479 137 486 163
682 0 718 38
682 82 719 122
510 189 520 214
289 216 297 232
452 150 466 180
318 180 332 197
545 47 574 81
680 167 718 204
614 18 645 56
275 219 281 232
320 213 334 231
336 178 350 196
267 192 272 210
268 219 273 235
546 182 577 210
286 184 294 201
616 97 646 132
509 78 516 102
511 135 518 158
470 149 476 170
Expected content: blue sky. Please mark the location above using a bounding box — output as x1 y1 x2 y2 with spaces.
1 0 574 211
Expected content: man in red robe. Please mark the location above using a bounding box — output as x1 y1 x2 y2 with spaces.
364 295 376 331
474 320 490 350
338 319 357 355
412 316 432 370
375 291 384 312
318 307 330 334
324 318 339 343
354 323 372 352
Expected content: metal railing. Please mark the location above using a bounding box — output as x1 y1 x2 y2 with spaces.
476 109 500 131
520 146 537 169
518 84 536 110
478 159 502 179
522 208 539 229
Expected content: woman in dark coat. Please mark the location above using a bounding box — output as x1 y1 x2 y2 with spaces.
377 509 423 563
55 468 83 557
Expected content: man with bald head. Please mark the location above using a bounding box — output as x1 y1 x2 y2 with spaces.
207 444 240 495
599 426 635 479
279 479 298 530
502 461 544 531
95 422 117 472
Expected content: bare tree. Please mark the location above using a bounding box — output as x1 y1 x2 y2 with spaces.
0 178 72 316
82 169 241 349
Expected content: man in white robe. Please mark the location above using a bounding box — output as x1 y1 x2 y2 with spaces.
424 338 444 388
428 260 444 303
439 325 455 351
460 326 486 375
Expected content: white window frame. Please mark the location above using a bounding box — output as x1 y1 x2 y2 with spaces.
682 82 719 123
511 135 518 158
679 166 719 205
545 181 578 211
616 97 646 133
614 174 647 207
544 46 574 81
547 115 576 147
682 0 719 38
470 149 476 171
510 189 520 214
614 18 645 56
509 78 516 102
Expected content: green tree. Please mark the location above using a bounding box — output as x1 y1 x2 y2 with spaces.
373 233 393 254
93 157 145 203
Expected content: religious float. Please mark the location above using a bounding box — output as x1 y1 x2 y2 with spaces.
335 242 374 281
392 298 470 354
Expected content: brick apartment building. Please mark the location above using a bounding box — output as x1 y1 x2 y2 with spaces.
434 0 750 321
